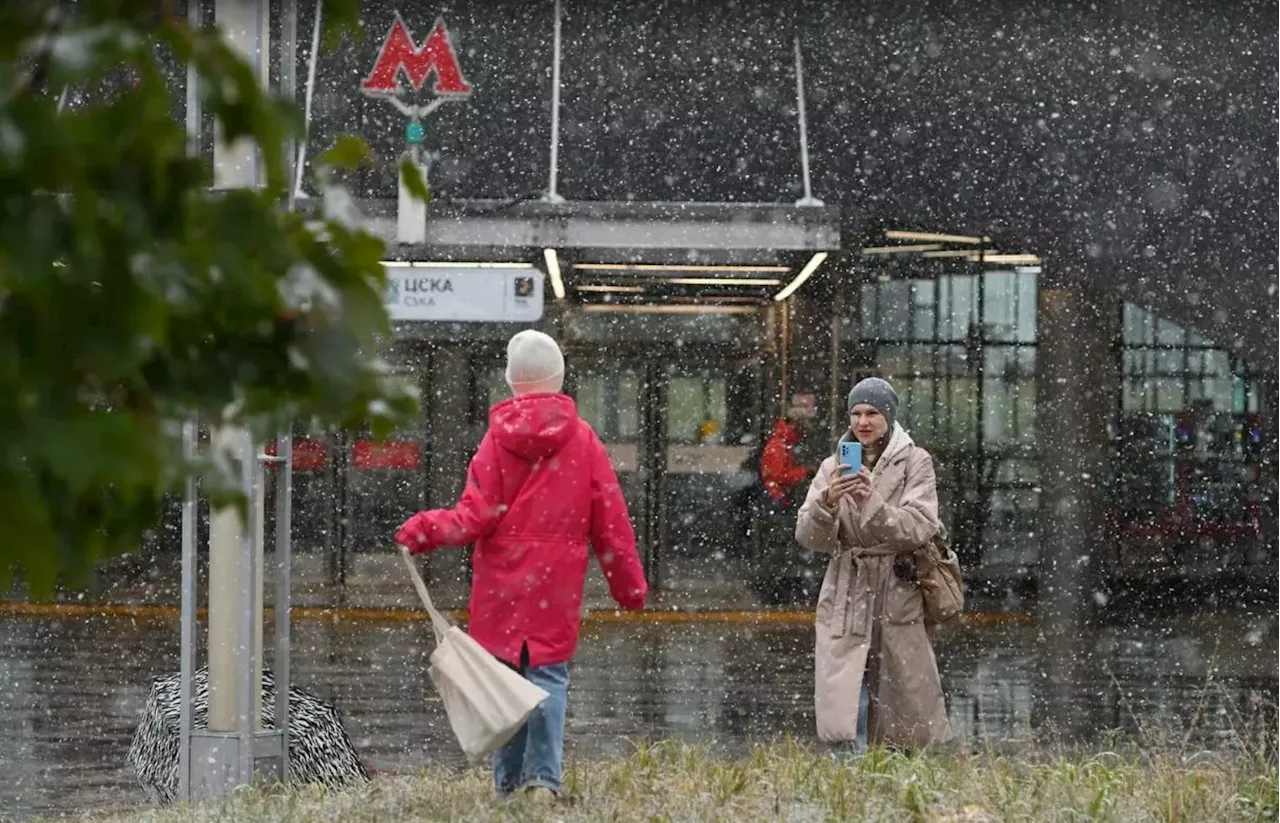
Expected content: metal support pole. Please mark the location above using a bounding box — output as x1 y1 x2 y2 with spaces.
292 0 323 202
177 417 198 803
237 429 259 784
281 0 298 201
177 0 202 804
189 1 282 800
544 0 565 203
793 36 823 208
208 0 267 732
274 431 293 778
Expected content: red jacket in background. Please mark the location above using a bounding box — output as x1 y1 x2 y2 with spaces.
760 418 810 504
396 393 648 668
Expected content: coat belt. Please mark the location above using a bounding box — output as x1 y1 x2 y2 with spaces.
831 543 910 637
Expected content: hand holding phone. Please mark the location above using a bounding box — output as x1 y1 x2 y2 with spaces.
825 441 869 508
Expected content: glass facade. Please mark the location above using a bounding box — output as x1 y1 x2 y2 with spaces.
1113 305 1271 574
252 281 1269 596
1120 304 1260 415
846 268 1272 581
846 266 1041 572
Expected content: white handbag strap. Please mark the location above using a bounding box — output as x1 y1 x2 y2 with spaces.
398 546 452 642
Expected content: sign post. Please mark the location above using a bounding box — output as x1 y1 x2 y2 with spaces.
361 14 472 244
178 0 292 802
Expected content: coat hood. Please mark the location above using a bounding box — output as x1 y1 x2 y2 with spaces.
489 392 580 461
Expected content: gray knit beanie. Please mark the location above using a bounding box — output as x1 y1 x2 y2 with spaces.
846 377 899 433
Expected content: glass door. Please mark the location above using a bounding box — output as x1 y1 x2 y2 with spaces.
472 346 770 607
569 361 661 579
660 358 762 603
336 363 428 588
572 348 766 605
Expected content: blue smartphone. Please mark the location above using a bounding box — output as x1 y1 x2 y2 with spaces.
839 441 862 477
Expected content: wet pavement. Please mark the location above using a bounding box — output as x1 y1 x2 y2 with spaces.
1 610 1275 821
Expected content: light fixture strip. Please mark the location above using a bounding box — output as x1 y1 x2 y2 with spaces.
663 277 783 287
543 249 566 300
573 262 791 273
975 254 1041 264
581 304 759 315
921 249 981 258
772 251 829 302
575 284 646 293
884 230 987 245
860 244 945 255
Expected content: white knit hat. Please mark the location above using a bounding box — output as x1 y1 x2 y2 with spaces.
505 329 565 394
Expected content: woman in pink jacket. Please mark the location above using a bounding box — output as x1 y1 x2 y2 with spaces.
396 330 648 801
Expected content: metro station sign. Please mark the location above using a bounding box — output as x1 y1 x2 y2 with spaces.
361 13 472 98
383 265 544 323
361 13 472 244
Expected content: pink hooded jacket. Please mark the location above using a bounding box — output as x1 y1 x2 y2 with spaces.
397 393 648 667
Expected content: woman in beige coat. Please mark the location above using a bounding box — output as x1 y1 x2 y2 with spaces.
795 377 951 753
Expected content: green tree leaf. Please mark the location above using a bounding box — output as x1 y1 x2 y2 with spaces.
0 0 419 596
399 157 432 204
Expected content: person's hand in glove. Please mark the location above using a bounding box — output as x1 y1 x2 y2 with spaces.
396 513 434 555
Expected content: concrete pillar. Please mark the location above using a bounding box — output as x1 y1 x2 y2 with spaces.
1033 277 1118 736
207 0 270 733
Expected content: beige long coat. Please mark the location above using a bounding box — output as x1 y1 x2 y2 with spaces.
794 423 952 747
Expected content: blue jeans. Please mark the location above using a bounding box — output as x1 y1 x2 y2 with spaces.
855 678 870 752
493 662 569 795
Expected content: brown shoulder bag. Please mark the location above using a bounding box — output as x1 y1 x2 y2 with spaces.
915 523 964 625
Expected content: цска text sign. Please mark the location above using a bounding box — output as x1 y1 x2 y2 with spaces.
383 266 544 323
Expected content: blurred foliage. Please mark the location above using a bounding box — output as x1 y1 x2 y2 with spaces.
0 0 423 595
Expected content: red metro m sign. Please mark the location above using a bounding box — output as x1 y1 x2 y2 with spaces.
363 13 471 245
360 13 471 98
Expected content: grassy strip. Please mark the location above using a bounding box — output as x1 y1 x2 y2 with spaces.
73 739 1277 823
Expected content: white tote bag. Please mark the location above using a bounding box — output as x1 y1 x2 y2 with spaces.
398 547 549 764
